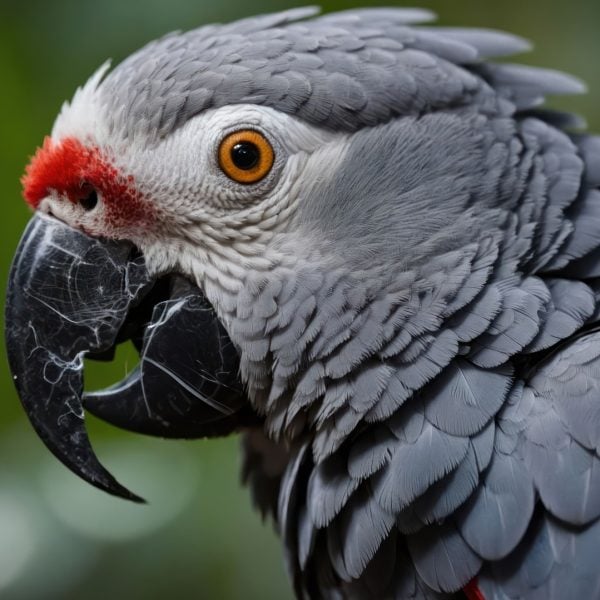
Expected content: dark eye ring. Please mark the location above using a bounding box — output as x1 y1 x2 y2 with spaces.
78 185 98 211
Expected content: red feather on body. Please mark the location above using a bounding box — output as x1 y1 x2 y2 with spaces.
463 579 486 600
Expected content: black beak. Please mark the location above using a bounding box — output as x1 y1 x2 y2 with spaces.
5 214 248 502
83 275 251 438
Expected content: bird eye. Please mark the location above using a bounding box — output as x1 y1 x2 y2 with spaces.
218 130 274 184
77 183 98 211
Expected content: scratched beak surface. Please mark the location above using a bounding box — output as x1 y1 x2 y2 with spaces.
5 214 247 502
83 275 249 438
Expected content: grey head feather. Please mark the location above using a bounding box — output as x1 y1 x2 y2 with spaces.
95 7 584 141
419 27 532 58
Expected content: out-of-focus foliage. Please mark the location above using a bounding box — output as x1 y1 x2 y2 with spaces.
0 0 598 598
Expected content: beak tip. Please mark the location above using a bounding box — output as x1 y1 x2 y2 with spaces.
89 472 146 504
125 491 147 505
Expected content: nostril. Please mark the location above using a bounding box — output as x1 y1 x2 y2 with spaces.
78 188 98 211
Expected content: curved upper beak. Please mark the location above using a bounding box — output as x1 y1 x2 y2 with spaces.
5 214 249 501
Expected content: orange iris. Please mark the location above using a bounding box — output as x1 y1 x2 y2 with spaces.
218 129 275 184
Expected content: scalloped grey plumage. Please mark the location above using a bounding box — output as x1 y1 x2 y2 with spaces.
98 7 600 600
99 6 581 141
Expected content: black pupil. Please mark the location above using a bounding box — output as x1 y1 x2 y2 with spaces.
79 188 98 211
231 142 260 170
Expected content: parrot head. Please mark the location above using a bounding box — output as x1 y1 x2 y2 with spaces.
5 6 586 514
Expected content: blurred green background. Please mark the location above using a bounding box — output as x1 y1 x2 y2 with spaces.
0 0 599 598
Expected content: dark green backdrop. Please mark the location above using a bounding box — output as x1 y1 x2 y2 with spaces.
0 1 598 598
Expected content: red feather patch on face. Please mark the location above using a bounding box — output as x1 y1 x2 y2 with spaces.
22 136 153 230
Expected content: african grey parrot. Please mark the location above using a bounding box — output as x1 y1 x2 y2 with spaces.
6 6 600 599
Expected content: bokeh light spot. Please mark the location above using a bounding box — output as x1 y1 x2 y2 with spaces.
40 438 199 542
0 492 38 592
